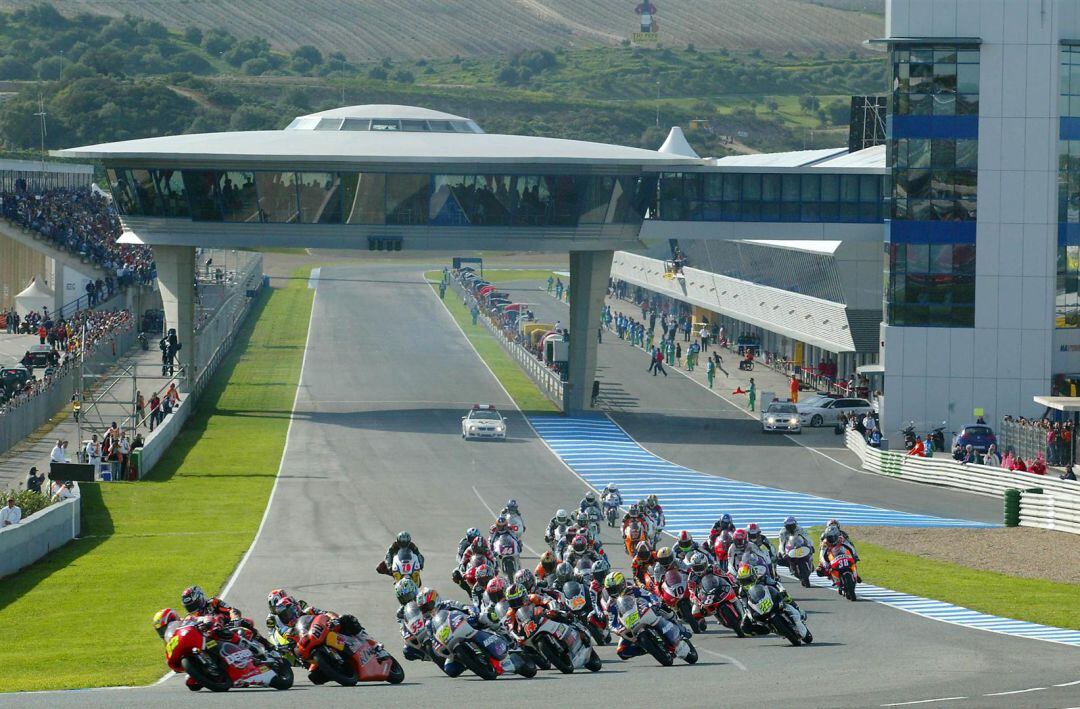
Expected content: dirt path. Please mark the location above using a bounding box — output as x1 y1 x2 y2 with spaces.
850 526 1080 586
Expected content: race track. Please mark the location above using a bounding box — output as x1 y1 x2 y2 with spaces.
10 262 1079 708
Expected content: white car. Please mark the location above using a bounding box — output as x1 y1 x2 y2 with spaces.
462 404 507 440
796 397 875 427
762 401 801 434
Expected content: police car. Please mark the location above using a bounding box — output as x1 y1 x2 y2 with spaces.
462 404 507 440
761 401 801 434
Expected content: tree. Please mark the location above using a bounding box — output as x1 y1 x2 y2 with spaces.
284 86 312 111
292 45 323 66
170 51 213 75
767 99 779 113
184 27 203 46
798 95 821 113
496 65 520 86
392 69 415 84
0 56 33 80
367 66 388 80
241 57 270 76
229 104 275 131
202 28 235 55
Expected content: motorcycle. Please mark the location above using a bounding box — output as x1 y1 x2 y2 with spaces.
744 582 813 646
624 519 649 556
561 579 610 646
267 623 304 668
692 572 745 637
602 495 620 527
399 603 448 671
504 512 526 537
164 620 293 692
512 604 602 674
430 608 536 680
901 421 917 450
783 534 815 588
613 595 697 666
582 508 601 540
293 613 404 686
821 548 859 601
928 421 947 453
392 548 423 585
657 568 704 634
492 532 521 579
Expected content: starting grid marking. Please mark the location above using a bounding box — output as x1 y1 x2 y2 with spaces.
527 415 1080 648
528 416 992 537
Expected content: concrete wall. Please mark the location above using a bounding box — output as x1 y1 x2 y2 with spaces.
0 484 80 579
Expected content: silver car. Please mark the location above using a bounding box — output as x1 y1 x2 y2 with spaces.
462 404 507 440
762 402 801 434
796 397 874 427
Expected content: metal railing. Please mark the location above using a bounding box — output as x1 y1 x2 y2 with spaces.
997 419 1074 466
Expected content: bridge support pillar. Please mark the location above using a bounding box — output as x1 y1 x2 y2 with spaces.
564 250 612 415
51 260 64 313
155 245 196 392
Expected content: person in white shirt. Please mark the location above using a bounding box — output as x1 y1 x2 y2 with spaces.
85 435 102 474
1 497 21 526
52 481 74 501
862 414 877 434
50 439 66 463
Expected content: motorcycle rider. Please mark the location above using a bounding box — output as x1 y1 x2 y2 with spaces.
820 519 860 562
489 515 519 545
631 542 658 586
503 583 574 643
777 516 813 564
500 499 525 535
545 508 572 548
673 530 712 563
735 562 806 631
380 530 425 575
393 578 420 621
725 529 761 576
601 483 622 518
579 490 602 523
461 537 495 569
181 585 275 655
467 564 497 606
153 607 182 640
565 534 602 569
746 523 778 575
550 561 576 590
648 546 688 591
601 571 688 660
266 592 366 649
644 494 666 539
534 550 559 585
456 527 482 562
819 526 862 582
708 514 735 548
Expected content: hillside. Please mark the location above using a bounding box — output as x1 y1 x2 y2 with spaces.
0 0 883 59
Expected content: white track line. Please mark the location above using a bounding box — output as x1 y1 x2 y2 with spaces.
471 485 542 558
699 648 747 671
881 698 967 707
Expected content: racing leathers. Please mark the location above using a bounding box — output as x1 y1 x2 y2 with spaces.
383 540 425 569
631 550 658 586
603 588 687 660
748 532 778 575
545 516 570 547
778 524 813 561
819 526 860 563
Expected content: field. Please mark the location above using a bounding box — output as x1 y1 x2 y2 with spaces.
0 0 883 58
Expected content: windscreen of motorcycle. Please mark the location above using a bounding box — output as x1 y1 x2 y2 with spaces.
615 595 641 629
562 581 586 611
402 603 427 639
699 573 720 594
746 584 775 614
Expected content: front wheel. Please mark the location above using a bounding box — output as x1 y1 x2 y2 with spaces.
681 638 698 665
537 635 574 674
637 631 673 667
311 647 358 686
772 614 802 647
810 414 823 427
585 650 602 672
181 656 231 693
387 658 405 684
842 572 857 601
717 604 744 638
515 656 537 678
795 558 812 588
269 661 294 690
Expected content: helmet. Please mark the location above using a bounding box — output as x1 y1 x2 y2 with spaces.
416 587 439 616
635 541 651 561
486 577 506 603
273 596 300 626
506 499 519 512
605 483 617 492
267 588 288 612
656 546 674 568
628 504 641 517
747 523 761 538
585 491 597 504
574 510 589 525
397 531 412 545
824 528 840 545
555 561 573 582
677 530 693 551
827 519 840 529
604 571 627 596
784 516 798 533
514 568 537 592
181 585 207 614
689 551 709 574
736 563 756 587
494 516 508 532
571 535 587 553
591 557 610 582
556 509 569 524
395 578 419 606
475 564 495 588
153 608 179 638
539 550 557 574
647 494 659 508
506 583 528 609
713 536 729 560
466 527 481 542
732 529 748 547
721 513 733 528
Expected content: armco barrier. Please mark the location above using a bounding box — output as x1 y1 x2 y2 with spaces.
1019 490 1080 534
845 429 1080 533
0 483 80 579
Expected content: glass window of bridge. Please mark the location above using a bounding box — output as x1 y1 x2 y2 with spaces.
341 172 385 224
107 169 138 215
183 170 223 221
431 174 476 225
218 171 259 223
471 175 514 226
154 169 189 218
579 175 616 224
255 172 299 223
386 173 429 225
129 170 164 217
297 172 340 223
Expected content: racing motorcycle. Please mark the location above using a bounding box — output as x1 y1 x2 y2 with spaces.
163 619 293 692
491 532 521 579
293 614 404 685
430 608 536 680
512 604 602 674
783 533 815 588
613 594 697 667
624 519 649 555
657 568 704 634
561 579 610 645
820 547 859 601
602 494 620 527
399 602 448 671
692 572 745 637
392 548 423 585
743 582 813 646
504 512 526 537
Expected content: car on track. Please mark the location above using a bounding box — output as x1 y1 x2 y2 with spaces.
796 397 875 427
462 404 507 440
762 401 801 434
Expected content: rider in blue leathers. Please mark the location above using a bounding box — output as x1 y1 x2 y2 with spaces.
600 572 688 660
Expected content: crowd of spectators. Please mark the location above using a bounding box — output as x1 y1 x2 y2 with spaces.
0 187 154 290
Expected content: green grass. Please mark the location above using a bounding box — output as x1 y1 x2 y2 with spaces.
427 271 558 415
0 270 314 692
850 534 1080 630
473 269 563 283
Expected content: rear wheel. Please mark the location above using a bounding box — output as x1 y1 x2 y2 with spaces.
523 646 551 671
842 572 857 601
387 658 405 684
637 631 673 667
311 647 358 687
717 604 744 637
810 414 823 427
796 558 812 588
772 614 802 647
538 635 574 674
585 650 602 672
181 656 231 693
502 556 517 579
682 639 698 664
515 657 537 678
454 644 497 680
677 599 697 635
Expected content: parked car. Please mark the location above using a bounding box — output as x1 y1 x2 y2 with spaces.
1 364 31 394
797 397 875 427
762 402 801 434
953 424 997 453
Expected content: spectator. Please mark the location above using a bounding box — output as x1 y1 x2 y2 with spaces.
1 496 21 526
50 439 65 463
907 435 925 457
1011 455 1028 472
85 435 102 474
135 390 145 427
51 481 74 501
165 382 180 406
149 393 161 431
983 443 1001 467
959 444 978 464
862 413 877 435
1061 464 1077 481
26 466 45 494
1029 452 1047 475
118 433 131 480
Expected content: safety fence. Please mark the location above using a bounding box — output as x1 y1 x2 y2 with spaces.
0 482 80 579
997 418 1075 466
446 275 564 408
845 428 1080 534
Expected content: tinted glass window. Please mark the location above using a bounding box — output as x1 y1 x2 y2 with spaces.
386 174 430 224
255 172 299 223
341 173 385 224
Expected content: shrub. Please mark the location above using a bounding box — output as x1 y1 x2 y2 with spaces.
4 489 52 518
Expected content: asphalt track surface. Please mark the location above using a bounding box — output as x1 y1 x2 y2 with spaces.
10 263 1079 708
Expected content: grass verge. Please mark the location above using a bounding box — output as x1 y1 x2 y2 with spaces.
426 271 557 415
847 532 1080 630
0 268 314 692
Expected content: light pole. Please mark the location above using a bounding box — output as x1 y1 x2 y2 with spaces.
655 79 661 128
340 57 346 105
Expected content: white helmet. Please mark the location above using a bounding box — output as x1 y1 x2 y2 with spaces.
605 483 617 492
556 509 569 524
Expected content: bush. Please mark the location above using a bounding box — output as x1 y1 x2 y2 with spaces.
4 489 52 518
184 26 203 46
391 69 414 84
367 66 388 81
241 57 270 76
291 44 323 66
